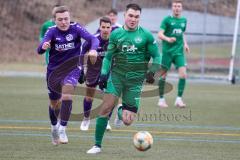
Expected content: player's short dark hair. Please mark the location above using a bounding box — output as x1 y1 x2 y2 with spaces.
107 8 118 15
126 3 141 13
53 4 61 8
99 16 112 26
172 0 183 4
52 6 69 18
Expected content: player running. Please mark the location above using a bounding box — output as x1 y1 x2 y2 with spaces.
86 3 161 154
80 17 113 131
37 6 99 145
157 0 190 108
39 5 60 65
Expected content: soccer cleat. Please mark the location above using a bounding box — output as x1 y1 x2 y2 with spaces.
59 128 68 144
80 117 90 131
86 145 101 154
106 120 112 131
158 98 169 108
51 125 59 145
175 97 186 108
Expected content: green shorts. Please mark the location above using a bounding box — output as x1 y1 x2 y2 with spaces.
105 71 145 112
161 53 186 70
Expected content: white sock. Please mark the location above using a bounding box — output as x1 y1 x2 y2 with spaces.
59 125 66 131
176 97 182 101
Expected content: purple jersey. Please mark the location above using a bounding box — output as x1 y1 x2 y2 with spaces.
82 34 109 87
37 22 99 71
81 34 108 56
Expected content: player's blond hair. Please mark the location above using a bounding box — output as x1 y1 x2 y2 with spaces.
52 6 69 18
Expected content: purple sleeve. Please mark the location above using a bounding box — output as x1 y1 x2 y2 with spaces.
76 24 99 50
81 41 90 55
37 29 53 54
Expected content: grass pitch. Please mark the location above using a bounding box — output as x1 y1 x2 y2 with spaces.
0 77 239 160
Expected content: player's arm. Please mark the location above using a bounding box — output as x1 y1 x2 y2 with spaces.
146 33 162 84
98 33 117 90
77 24 99 51
158 29 176 43
158 17 176 43
148 39 161 73
183 20 190 53
77 24 99 64
101 33 117 75
81 41 91 56
183 34 190 53
37 29 53 54
79 40 90 68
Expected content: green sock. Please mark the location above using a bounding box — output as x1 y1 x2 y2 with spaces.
95 116 108 147
158 78 166 98
178 78 186 97
117 106 123 120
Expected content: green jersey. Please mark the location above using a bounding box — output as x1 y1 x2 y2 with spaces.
101 26 161 78
39 20 55 41
160 16 187 55
39 20 55 65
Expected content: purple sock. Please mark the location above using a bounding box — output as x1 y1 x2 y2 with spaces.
84 98 92 118
49 106 60 125
60 100 72 126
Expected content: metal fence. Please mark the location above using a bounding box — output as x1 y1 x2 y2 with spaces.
0 0 238 80
111 0 237 79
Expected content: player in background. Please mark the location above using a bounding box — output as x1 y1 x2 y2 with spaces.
157 0 190 108
95 8 122 34
39 4 60 65
87 3 161 154
37 6 99 145
80 17 113 131
91 9 123 129
106 8 122 30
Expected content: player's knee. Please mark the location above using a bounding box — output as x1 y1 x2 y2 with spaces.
179 73 187 79
50 100 61 109
123 119 133 126
62 94 73 100
178 67 187 79
85 96 93 102
99 101 114 116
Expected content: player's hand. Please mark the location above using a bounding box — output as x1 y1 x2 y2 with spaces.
88 50 98 64
78 69 85 84
146 71 155 84
98 74 108 90
42 40 51 50
184 43 190 54
166 37 176 43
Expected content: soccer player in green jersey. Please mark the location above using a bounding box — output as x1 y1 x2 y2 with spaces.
157 0 190 108
87 3 161 154
39 5 59 65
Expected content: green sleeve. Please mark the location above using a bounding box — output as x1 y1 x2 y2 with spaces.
183 18 187 32
160 16 168 31
39 22 48 41
147 32 161 73
39 20 55 41
101 32 117 75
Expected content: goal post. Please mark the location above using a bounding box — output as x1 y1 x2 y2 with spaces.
229 0 240 84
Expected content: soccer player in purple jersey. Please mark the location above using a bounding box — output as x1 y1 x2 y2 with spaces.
37 6 99 145
80 17 113 131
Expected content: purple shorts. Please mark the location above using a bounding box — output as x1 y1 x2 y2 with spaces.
46 67 81 100
85 57 103 88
